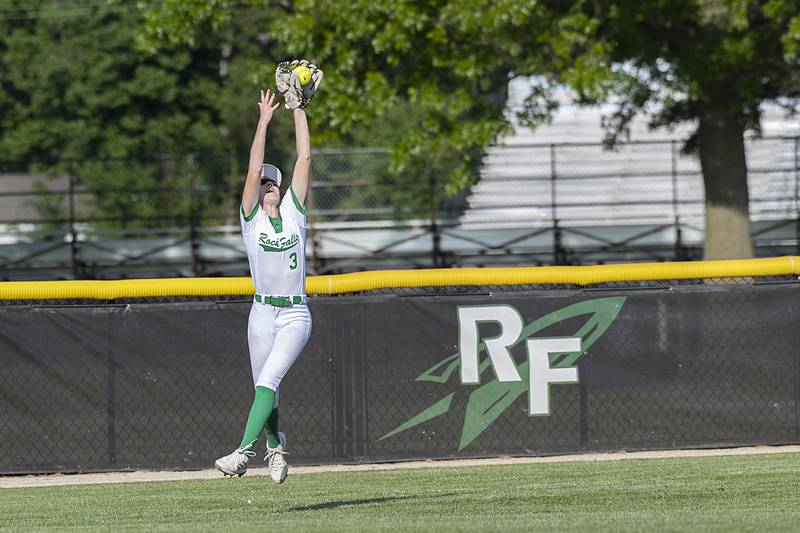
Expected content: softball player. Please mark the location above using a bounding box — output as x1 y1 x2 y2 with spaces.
215 62 322 483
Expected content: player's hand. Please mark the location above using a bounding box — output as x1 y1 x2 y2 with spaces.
258 89 280 124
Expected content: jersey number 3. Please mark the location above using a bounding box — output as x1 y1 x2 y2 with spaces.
289 252 298 270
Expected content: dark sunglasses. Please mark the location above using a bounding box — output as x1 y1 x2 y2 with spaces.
260 178 277 186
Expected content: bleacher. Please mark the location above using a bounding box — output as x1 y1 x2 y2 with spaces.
459 79 799 230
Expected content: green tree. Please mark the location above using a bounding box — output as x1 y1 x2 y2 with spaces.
0 0 269 228
140 0 800 260
141 1 580 229
139 1 492 220
555 0 800 259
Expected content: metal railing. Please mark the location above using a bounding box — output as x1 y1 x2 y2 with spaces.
0 137 798 279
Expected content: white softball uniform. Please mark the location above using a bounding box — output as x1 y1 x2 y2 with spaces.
241 186 312 405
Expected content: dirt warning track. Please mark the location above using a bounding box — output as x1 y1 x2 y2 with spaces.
2 444 799 489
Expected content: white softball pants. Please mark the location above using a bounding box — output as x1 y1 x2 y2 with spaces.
247 303 312 407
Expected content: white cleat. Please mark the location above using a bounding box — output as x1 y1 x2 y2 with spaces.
266 432 288 484
214 445 255 477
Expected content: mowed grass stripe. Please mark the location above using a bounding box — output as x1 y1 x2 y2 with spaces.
1 452 799 532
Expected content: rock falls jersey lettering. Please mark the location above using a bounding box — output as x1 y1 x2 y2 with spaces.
214 60 323 483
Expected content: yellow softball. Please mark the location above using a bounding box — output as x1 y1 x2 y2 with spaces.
294 65 312 85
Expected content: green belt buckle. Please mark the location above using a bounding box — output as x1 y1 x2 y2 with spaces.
271 296 290 307
254 294 302 306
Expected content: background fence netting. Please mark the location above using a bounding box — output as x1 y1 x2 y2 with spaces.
1 277 798 474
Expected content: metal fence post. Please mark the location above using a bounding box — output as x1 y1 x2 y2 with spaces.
795 136 799 256
671 140 684 260
307 186 320 273
429 166 442 267
331 310 352 460
550 144 565 264
579 377 589 450
796 315 800 437
106 355 117 466
187 155 200 276
67 171 79 279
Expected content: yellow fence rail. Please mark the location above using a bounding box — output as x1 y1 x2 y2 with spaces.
1 256 798 301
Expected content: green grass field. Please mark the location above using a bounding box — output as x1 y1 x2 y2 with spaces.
2 453 799 532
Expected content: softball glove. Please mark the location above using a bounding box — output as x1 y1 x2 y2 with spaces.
275 59 323 110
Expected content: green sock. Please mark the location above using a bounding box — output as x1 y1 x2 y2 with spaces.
239 386 275 449
264 408 280 448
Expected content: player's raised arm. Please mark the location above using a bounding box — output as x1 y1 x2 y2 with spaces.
242 89 280 215
290 108 311 206
274 59 323 208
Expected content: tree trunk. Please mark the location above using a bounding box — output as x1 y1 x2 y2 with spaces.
697 103 753 260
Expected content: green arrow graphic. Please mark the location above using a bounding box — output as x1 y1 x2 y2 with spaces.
380 297 627 449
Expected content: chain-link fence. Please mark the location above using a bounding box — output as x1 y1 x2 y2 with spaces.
0 277 798 474
0 149 409 230
464 137 800 228
0 137 798 278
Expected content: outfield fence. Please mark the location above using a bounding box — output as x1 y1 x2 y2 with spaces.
0 258 798 474
1 136 799 279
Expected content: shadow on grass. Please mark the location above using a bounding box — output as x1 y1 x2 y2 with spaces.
290 492 456 512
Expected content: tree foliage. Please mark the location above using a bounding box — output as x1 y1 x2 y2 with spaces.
3 0 798 256
138 0 580 196
139 1 800 256
553 0 800 145
0 0 300 226
554 0 800 259
0 1 224 225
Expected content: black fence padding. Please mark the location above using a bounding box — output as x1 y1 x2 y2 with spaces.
0 280 798 474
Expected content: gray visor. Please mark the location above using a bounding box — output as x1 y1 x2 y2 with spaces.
261 164 282 187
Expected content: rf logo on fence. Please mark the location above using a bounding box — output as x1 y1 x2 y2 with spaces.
381 297 627 450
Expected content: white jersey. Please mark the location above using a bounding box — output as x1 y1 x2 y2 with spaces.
241 186 307 297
